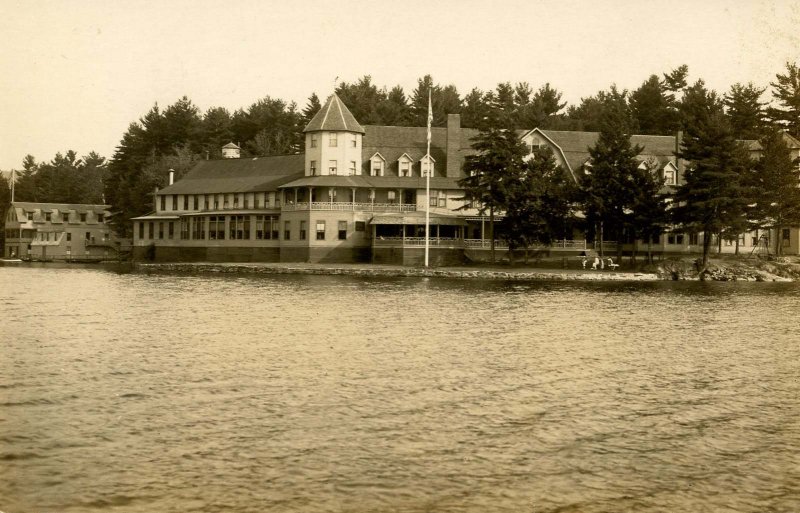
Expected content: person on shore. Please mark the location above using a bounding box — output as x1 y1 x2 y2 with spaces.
581 257 588 269
592 257 600 270
606 257 619 270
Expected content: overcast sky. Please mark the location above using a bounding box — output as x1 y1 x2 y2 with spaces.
0 0 798 170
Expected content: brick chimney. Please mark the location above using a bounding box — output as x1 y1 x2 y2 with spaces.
446 113 461 177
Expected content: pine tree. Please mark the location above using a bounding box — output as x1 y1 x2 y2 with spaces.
580 87 642 261
749 128 800 255
724 82 767 140
768 62 800 139
458 127 526 262
673 83 751 271
629 159 668 264
301 93 322 126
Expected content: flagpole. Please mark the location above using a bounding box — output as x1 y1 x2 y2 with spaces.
424 88 432 267
10 168 14 203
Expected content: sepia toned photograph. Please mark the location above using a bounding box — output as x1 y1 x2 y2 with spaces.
1 1 799 512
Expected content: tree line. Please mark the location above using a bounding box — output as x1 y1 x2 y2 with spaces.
458 62 800 269
3 63 798 246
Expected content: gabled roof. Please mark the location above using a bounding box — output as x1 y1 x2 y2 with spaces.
362 126 450 172
303 93 365 134
222 142 240 149
279 175 462 190
157 155 304 195
369 152 386 161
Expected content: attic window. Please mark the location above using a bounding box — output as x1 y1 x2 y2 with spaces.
370 155 385 176
664 169 676 186
421 155 435 178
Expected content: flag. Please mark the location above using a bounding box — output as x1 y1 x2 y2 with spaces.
426 89 433 146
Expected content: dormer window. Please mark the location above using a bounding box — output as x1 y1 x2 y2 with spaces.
400 161 410 177
329 133 338 147
421 155 435 177
310 134 318 148
664 169 676 185
370 153 386 176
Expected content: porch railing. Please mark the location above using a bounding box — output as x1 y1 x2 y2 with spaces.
282 202 417 212
373 236 463 247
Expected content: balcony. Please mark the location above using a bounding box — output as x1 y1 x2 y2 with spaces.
282 201 417 213
373 236 463 247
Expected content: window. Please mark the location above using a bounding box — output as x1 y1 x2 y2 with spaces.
208 216 225 240
45 212 51 222
783 228 791 240
355 221 366 232
338 220 347 240
85 231 91 241
349 161 357 175
689 233 699 245
138 223 144 239
295 220 305 240
27 212 33 221
316 220 325 240
271 217 279 239
244 195 250 209
372 160 383 176
310 160 317 175
63 212 70 222
183 195 189 210
329 133 337 147
168 222 174 239
80 213 87 223
351 135 357 148
67 232 72 242
664 169 676 186
148 222 154 239
192 217 206 240
284 220 291 240
194 195 200 210
172 195 178 210
97 213 104 223
421 156 434 177
230 215 250 240
399 160 410 177
387 191 397 204
180 219 189 240
158 222 164 239
255 215 266 239
329 160 337 175
160 196 166 211
310 134 318 148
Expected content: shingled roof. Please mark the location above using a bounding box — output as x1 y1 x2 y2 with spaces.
157 155 304 195
303 93 365 134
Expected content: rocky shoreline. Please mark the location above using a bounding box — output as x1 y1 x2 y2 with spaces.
131 255 800 282
134 262 660 281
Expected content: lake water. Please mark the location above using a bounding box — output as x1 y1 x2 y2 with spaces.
1 265 799 513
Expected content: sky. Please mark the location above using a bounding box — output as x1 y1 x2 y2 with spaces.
0 0 798 170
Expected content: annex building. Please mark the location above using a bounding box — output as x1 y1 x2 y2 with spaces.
5 202 118 261
131 93 800 264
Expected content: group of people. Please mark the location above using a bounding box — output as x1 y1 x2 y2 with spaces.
581 256 619 271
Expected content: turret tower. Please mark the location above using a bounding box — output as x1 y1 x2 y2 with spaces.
303 93 365 176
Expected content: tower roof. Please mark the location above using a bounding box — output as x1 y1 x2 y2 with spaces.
303 93 365 134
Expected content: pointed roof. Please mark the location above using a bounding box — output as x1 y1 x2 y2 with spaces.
222 142 240 149
303 93 365 134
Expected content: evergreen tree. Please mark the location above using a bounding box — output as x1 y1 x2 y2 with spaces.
673 82 751 271
749 128 800 255
768 61 800 139
629 158 668 264
458 126 525 262
199 107 234 158
0 174 11 254
500 147 576 258
410 75 461 126
377 85 411 126
580 86 642 261
630 74 679 135
335 76 386 125
724 82 767 140
461 88 493 130
301 93 322 126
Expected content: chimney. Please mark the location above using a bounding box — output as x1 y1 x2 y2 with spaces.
446 113 461 177
168 169 175 185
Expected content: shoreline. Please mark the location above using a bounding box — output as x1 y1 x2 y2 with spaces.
132 262 663 281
